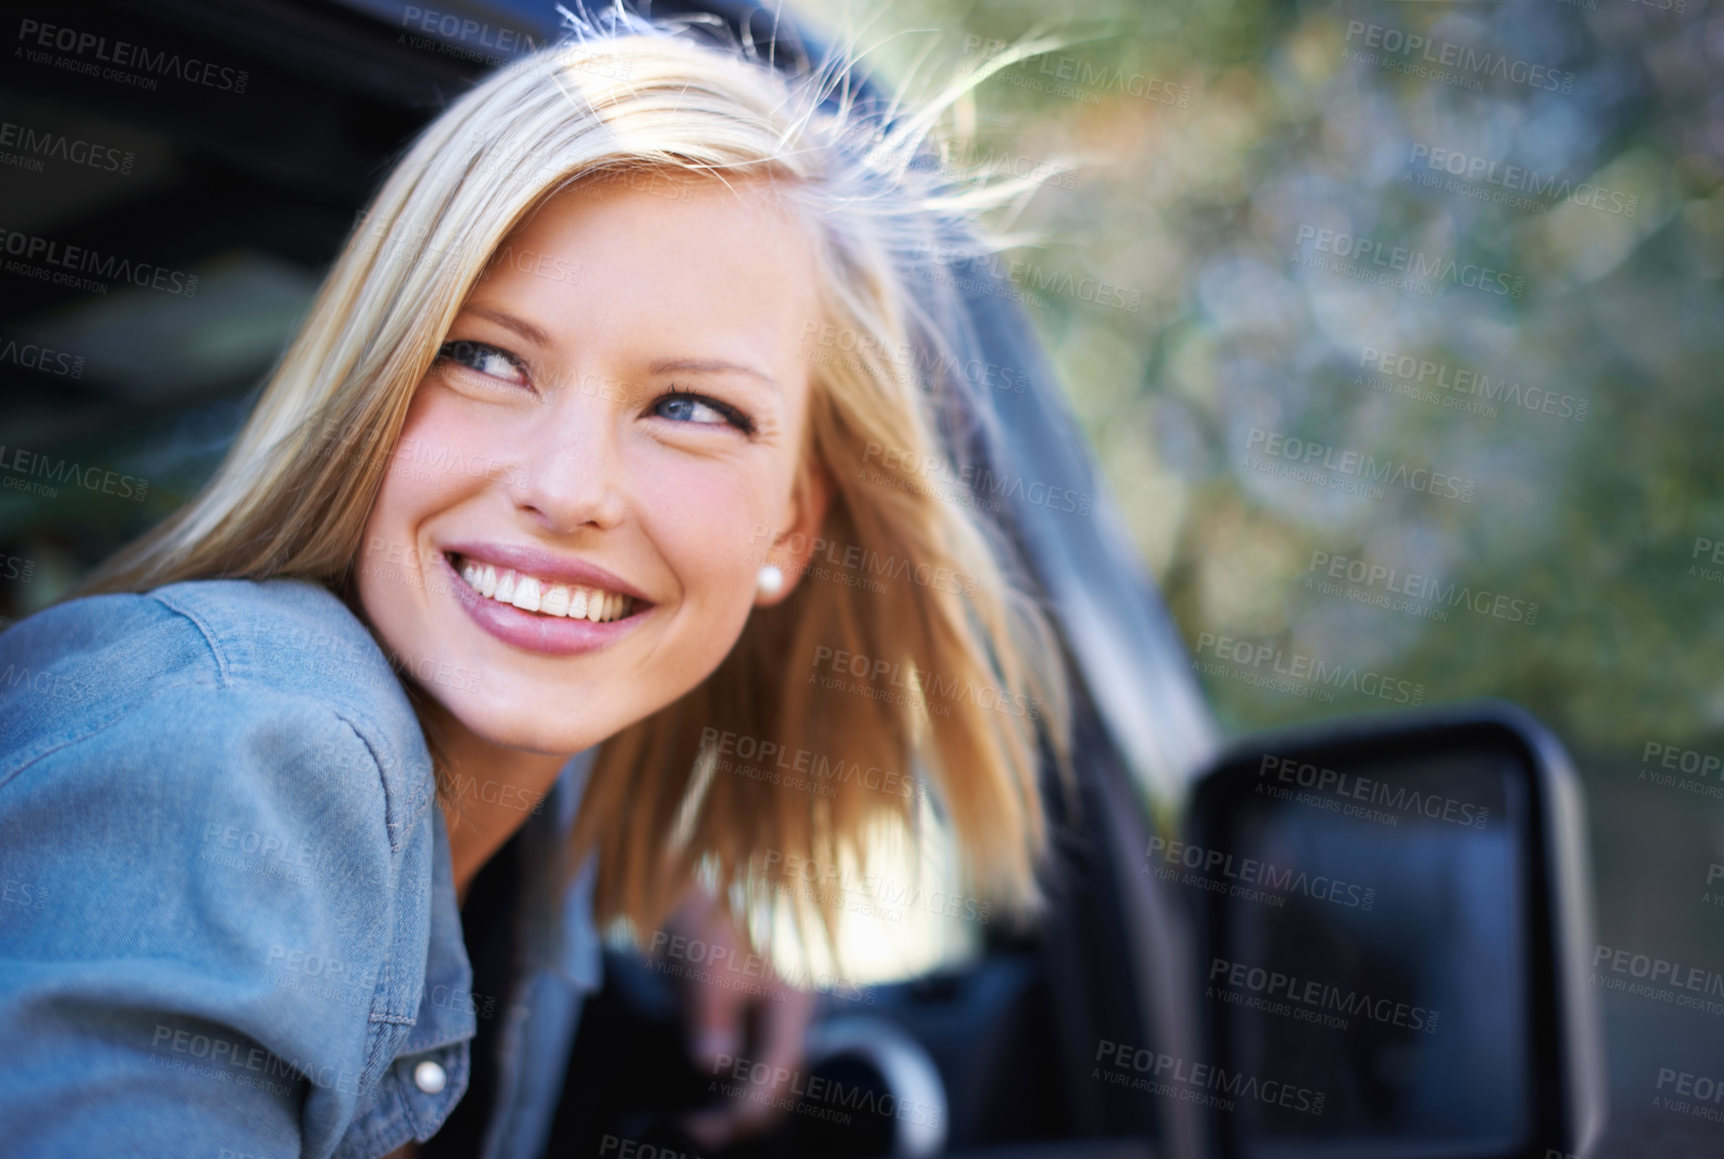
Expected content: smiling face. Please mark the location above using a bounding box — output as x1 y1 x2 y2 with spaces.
356 173 829 757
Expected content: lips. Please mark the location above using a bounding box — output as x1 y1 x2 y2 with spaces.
435 543 652 657
452 554 634 623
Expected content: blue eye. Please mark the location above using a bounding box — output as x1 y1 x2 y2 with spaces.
653 388 755 434
437 340 529 386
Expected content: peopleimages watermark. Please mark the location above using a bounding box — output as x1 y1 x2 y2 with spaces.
447 773 544 817
911 141 1079 190
357 540 463 598
1 227 198 298
0 659 84 708
313 551 489 696
396 5 544 67
699 727 921 804
0 117 135 176
199 822 319 889
1 877 49 914
809 644 1044 721
1093 1039 1325 1116
1342 20 1576 95
274 615 465 699
484 242 581 286
352 209 582 285
1243 428 1477 505
1193 632 1426 708
1356 346 1587 423
430 982 503 1021
16 18 249 94
392 434 533 488
1208 956 1440 1034
799 320 1032 396
749 523 981 599
1304 550 1539 628
1592 944 1724 1016
148 1022 361 1097
265 942 370 1010
0 552 35 583
809 647 945 718
908 245 1145 315
0 443 149 502
1689 536 1724 586
599 1136 703 1159
358 174 680 278
1143 835 1377 912
1653 1066 1724 1124
1706 865 1724 910
1405 143 1638 219
757 846 996 927
860 440 1091 518
960 36 1192 109
710 1050 943 1131
1293 225 1525 300
0 335 84 379
1637 741 1724 802
645 927 878 1006
1257 753 1491 830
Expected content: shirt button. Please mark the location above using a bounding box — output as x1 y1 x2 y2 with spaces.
413 1060 447 1094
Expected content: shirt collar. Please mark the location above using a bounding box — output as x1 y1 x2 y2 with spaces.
511 752 603 991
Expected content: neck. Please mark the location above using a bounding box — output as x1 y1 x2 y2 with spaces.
425 705 572 906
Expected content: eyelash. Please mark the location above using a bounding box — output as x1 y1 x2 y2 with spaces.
434 340 757 436
660 386 757 436
437 339 527 383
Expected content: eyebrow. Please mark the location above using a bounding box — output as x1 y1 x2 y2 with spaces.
465 305 780 392
468 306 552 348
649 357 780 391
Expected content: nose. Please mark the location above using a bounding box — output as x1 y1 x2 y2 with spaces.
508 379 627 533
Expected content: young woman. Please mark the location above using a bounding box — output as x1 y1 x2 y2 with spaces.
0 14 1067 1157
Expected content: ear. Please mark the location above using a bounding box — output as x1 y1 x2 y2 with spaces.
755 458 833 607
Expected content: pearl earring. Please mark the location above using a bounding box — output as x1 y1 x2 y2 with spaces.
756 564 785 599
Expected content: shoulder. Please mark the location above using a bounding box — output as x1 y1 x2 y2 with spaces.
0 587 456 1154
0 578 434 845
150 577 424 763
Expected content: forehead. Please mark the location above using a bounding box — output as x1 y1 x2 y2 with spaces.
485 171 821 334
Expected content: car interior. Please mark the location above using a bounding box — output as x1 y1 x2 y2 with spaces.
0 2 1609 1157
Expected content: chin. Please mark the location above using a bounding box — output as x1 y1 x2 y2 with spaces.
437 684 611 756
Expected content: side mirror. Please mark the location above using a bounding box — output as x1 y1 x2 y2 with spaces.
1180 702 1604 1159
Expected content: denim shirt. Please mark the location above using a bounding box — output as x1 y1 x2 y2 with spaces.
0 578 601 1159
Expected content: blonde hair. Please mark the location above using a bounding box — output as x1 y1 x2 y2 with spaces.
80 12 1070 959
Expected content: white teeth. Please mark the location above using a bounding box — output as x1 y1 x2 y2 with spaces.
542 585 570 617
454 557 632 622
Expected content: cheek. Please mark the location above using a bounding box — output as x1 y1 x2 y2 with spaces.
366 400 466 545
356 387 485 617
381 382 515 517
634 459 779 611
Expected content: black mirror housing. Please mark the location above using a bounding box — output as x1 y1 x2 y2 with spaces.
1181 701 1604 1159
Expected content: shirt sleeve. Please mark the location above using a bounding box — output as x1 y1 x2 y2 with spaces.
0 679 427 1159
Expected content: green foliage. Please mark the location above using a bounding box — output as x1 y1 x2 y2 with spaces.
800 0 1724 758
